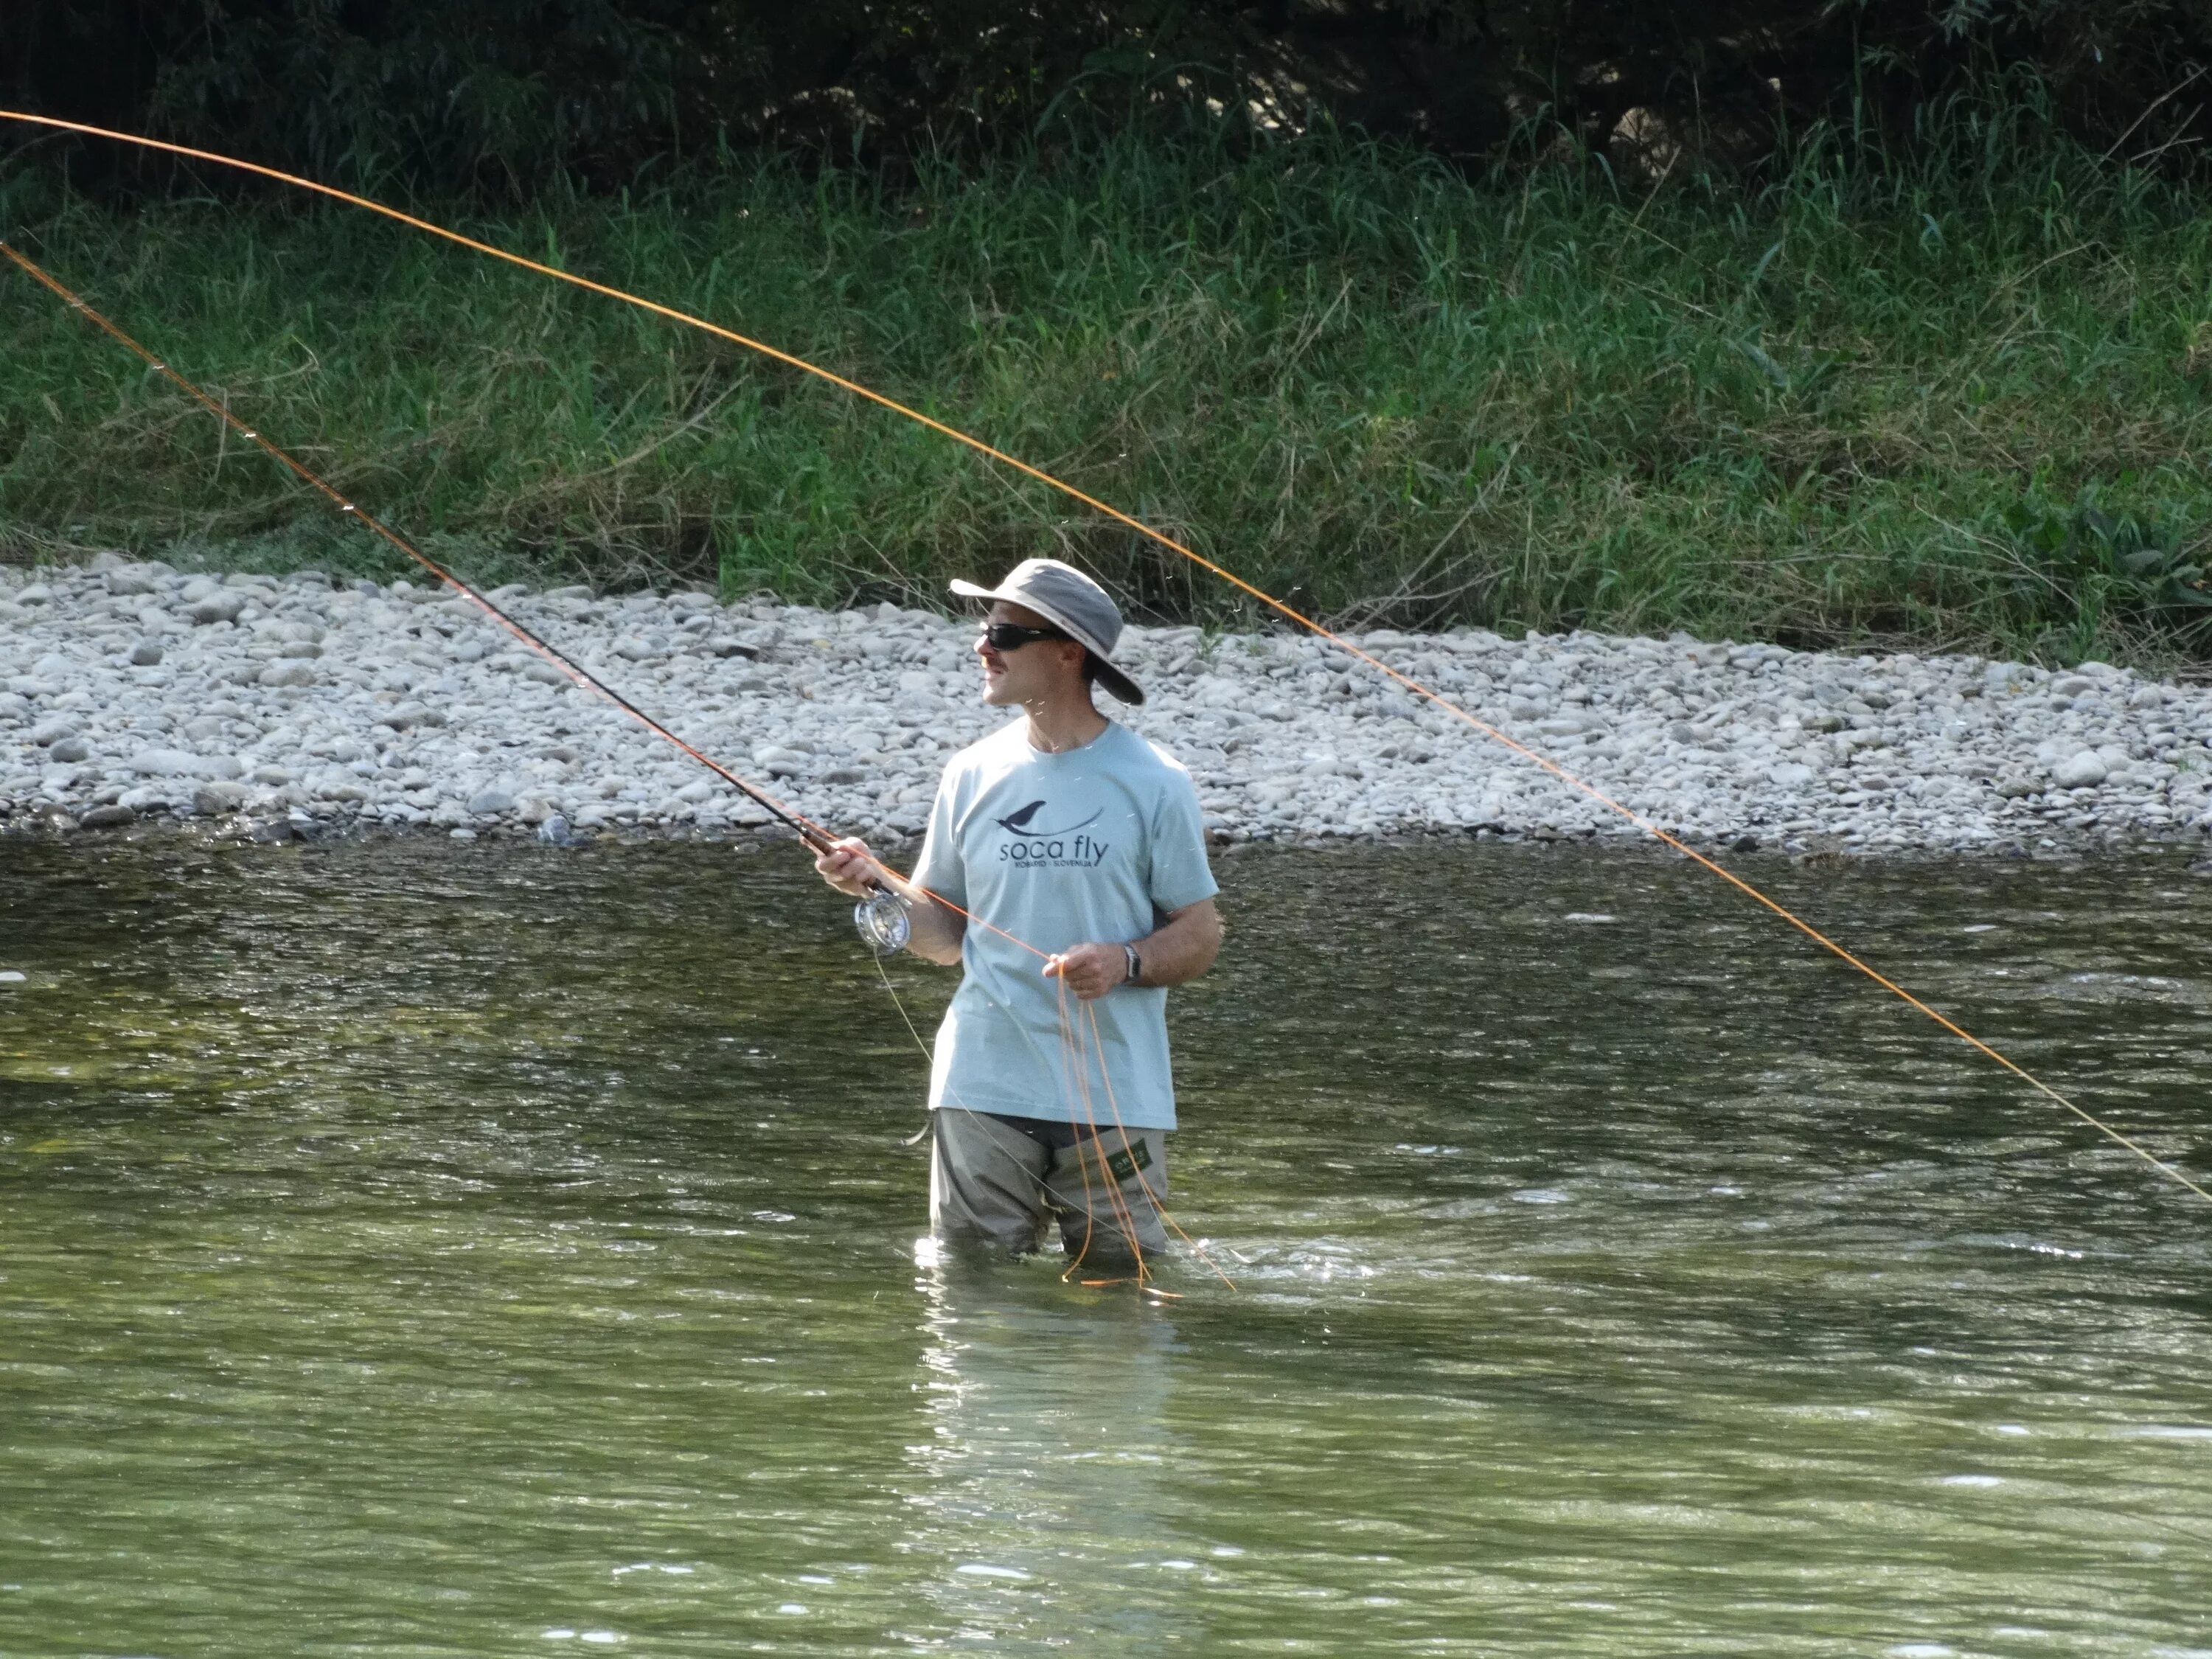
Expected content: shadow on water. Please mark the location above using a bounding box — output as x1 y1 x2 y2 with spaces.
1 834 2210 1654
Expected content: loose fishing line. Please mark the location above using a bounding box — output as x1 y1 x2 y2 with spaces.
3 109 2207 1211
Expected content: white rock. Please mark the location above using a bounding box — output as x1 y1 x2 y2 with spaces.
2051 751 2109 789
189 592 247 625
128 747 201 776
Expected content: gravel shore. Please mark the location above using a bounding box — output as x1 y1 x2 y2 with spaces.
4 557 2210 856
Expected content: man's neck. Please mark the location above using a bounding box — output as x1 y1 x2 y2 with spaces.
1022 692 1109 754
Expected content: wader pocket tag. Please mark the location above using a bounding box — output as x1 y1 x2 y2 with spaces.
1105 1138 1153 1183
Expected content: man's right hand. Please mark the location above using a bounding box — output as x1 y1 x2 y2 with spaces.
814 835 882 898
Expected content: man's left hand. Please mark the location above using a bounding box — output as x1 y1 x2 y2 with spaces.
1043 942 1129 1001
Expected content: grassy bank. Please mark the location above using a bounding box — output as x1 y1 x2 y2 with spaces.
5 115 2212 663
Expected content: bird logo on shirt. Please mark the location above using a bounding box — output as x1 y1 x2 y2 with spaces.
996 800 1102 837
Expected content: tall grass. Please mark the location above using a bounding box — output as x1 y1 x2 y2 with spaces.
6 108 2212 662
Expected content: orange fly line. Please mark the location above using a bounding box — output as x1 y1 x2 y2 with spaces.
1 109 2206 1209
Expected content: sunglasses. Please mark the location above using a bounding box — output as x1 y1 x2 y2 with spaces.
978 621 1070 651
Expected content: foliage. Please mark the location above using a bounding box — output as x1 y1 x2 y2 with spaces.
6 2 2212 195
1993 483 2212 658
7 114 2212 667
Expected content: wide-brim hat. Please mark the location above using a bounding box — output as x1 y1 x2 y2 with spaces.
950 557 1144 705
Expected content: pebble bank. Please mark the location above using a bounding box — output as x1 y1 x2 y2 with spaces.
5 557 2211 856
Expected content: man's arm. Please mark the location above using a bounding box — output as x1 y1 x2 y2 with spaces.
1044 898 1222 1001
813 836 966 966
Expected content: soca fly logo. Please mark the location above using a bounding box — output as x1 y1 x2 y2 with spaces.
995 800 1110 867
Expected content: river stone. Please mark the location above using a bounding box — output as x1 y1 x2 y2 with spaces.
128 747 201 776
33 654 71 679
194 782 248 815
260 663 316 688
49 737 90 764
80 804 136 830
129 639 164 667
30 719 76 745
2052 751 2109 789
467 787 516 815
189 591 247 625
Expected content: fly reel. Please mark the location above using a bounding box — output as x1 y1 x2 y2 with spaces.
853 887 913 956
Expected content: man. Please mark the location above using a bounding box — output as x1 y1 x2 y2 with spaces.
815 557 1222 1273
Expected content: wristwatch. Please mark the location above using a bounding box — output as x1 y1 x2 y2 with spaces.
1122 942 1143 987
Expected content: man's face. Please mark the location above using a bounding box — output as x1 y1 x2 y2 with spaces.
975 600 1084 707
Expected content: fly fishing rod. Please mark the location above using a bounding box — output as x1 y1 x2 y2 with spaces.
2 109 2206 1208
0 240 917 958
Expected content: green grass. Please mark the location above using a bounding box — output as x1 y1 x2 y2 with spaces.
7 110 2212 664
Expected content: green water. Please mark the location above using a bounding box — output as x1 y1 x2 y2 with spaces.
2 838 2209 1657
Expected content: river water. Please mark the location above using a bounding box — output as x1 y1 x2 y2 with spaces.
2 837 2208 1656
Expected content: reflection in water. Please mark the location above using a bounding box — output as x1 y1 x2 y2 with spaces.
1 835 2209 1655
902 1248 1185 1650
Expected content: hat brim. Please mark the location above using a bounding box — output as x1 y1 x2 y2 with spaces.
948 578 1144 705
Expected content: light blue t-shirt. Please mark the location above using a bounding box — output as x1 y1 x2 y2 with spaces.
911 719 1218 1131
